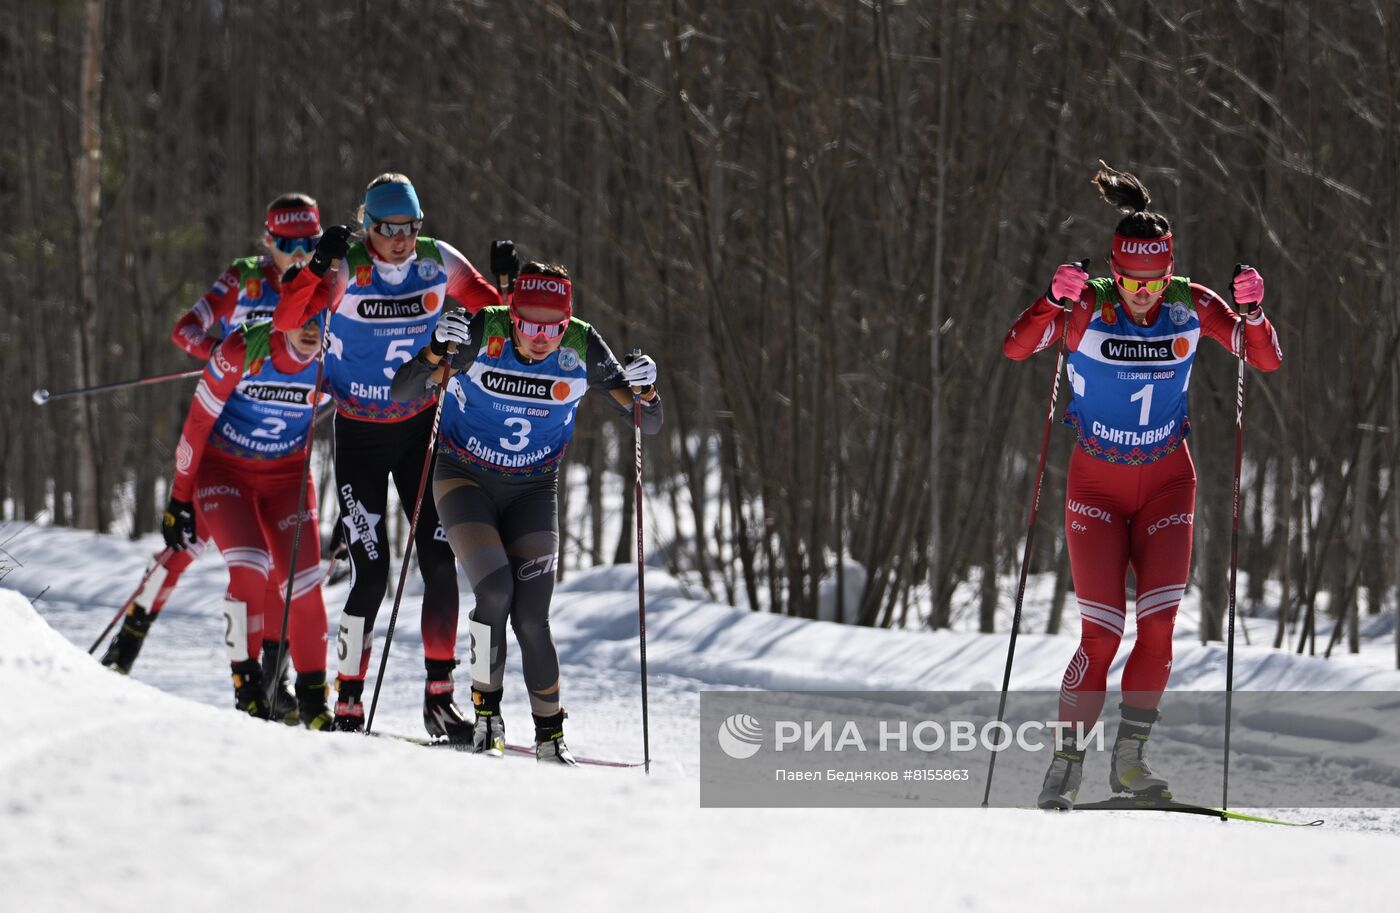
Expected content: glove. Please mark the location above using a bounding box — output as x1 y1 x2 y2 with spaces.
1048 261 1089 308
490 239 521 279
1232 264 1265 314
622 353 658 390
309 225 354 276
430 308 472 356
162 499 197 552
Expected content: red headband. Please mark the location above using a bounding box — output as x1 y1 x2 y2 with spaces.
510 275 572 317
266 205 322 238
1111 231 1173 273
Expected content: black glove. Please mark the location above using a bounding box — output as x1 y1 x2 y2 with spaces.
309 225 354 276
490 239 521 279
162 498 197 552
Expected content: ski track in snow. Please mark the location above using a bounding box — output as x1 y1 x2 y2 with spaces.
2 527 1399 911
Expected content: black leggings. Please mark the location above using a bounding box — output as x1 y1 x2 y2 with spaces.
333 409 459 678
433 456 561 715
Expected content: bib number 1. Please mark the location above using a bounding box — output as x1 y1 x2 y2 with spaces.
1129 383 1154 426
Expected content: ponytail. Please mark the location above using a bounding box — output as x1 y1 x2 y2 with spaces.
1092 160 1170 239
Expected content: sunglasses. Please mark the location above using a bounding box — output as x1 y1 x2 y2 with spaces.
371 219 423 238
271 234 319 255
512 313 568 340
1115 272 1171 294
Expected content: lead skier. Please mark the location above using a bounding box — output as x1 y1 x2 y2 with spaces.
1002 163 1282 809
391 260 662 763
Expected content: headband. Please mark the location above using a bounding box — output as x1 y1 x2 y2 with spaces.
266 205 321 238
1111 231 1173 273
363 181 423 226
510 275 572 317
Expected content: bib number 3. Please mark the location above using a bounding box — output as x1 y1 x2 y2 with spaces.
500 417 532 452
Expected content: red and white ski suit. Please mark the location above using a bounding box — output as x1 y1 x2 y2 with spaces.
1004 281 1281 727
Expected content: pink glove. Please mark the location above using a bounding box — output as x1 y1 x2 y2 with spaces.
1049 261 1089 307
1232 265 1265 311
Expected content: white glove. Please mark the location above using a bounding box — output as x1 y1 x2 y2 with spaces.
623 354 658 389
431 309 471 355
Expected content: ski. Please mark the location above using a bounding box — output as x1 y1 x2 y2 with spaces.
501 742 642 769
1071 796 1324 827
370 731 643 768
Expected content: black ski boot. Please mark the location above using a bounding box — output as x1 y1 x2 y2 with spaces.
99 603 156 674
261 639 299 726
230 660 272 720
1109 704 1171 798
295 671 335 731
533 709 577 766
333 676 366 732
423 659 473 746
471 687 506 757
1037 735 1085 810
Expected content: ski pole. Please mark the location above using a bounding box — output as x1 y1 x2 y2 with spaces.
364 287 497 735
1222 264 1249 815
981 259 1087 807
267 323 330 707
33 368 202 405
89 548 173 653
626 350 653 775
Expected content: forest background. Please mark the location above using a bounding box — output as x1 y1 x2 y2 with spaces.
2 1 1396 661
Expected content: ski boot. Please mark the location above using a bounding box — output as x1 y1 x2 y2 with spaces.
230 660 272 720
333 676 366 732
1037 735 1085 810
1109 704 1171 799
261 639 300 726
296 671 335 731
423 659 473 747
533 709 577 767
471 687 506 757
100 603 156 674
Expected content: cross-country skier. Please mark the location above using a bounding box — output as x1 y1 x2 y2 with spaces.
159 316 334 727
272 173 501 738
390 260 663 763
102 194 322 724
1002 162 1282 810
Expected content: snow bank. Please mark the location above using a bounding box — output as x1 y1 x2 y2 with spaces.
4 565 1400 910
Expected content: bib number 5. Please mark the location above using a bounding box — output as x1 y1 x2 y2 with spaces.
500 417 532 452
383 338 417 380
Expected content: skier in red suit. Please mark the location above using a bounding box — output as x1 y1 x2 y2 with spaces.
1003 163 1281 809
101 196 323 724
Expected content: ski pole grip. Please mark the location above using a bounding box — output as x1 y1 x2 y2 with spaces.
624 348 643 395
1230 262 1246 307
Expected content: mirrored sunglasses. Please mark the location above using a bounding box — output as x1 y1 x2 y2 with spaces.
272 234 319 255
1115 272 1171 294
512 313 568 340
372 219 423 238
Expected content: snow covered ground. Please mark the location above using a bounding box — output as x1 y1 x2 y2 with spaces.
2 526 1399 911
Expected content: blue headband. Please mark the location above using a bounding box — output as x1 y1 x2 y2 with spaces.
362 181 423 226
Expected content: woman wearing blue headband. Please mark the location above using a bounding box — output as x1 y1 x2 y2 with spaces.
274 172 505 741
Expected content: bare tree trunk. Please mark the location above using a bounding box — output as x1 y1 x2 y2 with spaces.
72 0 106 531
